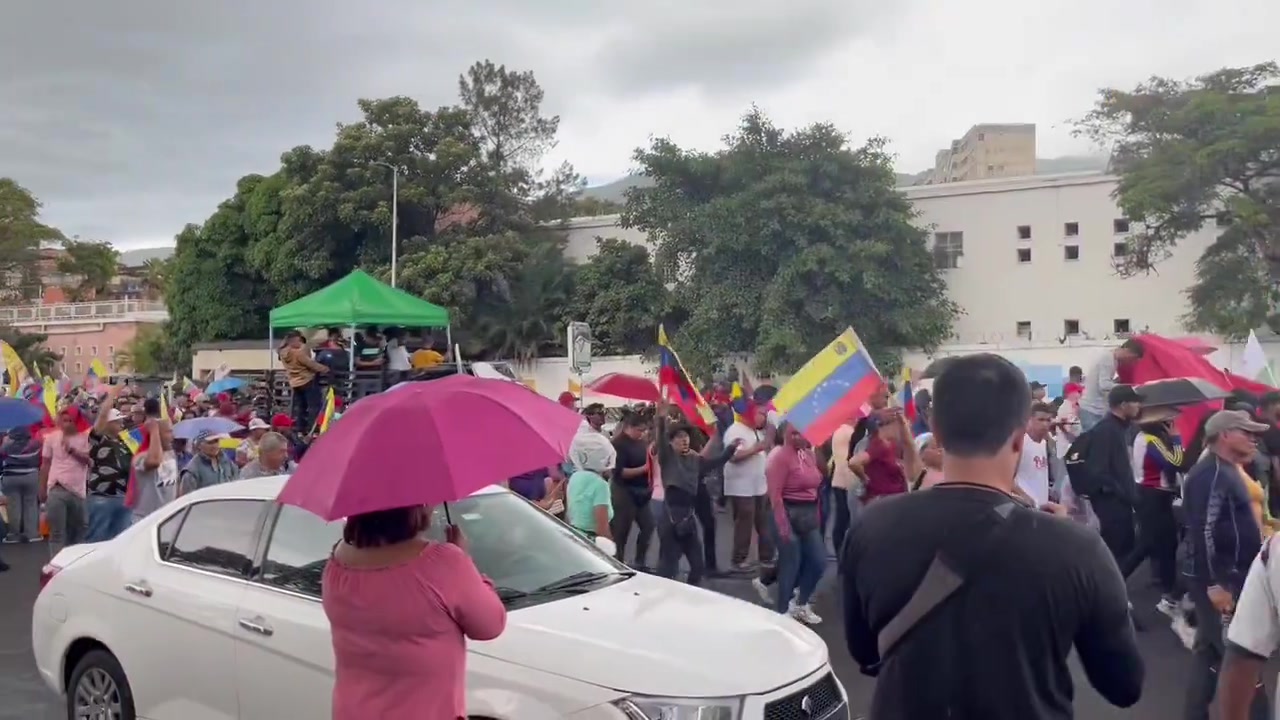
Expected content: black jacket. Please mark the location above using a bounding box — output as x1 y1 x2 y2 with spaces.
1065 413 1135 505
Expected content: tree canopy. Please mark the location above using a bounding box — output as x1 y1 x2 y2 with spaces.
0 179 64 301
621 108 958 375
1076 62 1280 338
57 239 120 301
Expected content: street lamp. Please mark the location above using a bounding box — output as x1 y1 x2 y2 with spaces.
370 161 399 287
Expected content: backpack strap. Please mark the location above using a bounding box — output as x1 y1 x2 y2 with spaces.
875 501 1018 662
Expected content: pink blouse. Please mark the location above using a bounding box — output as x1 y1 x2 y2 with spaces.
766 445 824 533
322 542 506 719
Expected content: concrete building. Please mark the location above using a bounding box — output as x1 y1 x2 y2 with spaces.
0 300 169 377
923 124 1037 185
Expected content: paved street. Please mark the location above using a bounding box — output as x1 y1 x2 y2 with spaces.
0 510 1235 719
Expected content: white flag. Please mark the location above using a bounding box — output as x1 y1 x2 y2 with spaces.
1242 330 1275 385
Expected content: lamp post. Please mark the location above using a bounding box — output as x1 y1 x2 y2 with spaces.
370 161 399 287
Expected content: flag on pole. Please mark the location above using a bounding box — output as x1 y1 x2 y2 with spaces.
772 327 885 445
0 340 29 394
316 387 337 434
899 367 916 420
42 377 58 419
1242 330 1277 386
656 325 716 432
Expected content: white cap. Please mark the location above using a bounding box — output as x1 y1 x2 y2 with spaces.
107 409 127 422
247 417 270 430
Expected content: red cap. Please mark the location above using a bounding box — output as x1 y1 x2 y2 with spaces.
270 413 294 429
1064 382 1085 397
557 391 577 408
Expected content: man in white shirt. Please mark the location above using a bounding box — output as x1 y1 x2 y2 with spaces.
1217 534 1277 720
724 406 774 573
1079 340 1144 431
1014 403 1054 507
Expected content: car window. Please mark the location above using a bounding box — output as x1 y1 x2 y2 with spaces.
156 508 185 559
166 500 265 578
259 505 342 597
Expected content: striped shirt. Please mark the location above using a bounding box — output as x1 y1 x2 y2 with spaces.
1131 432 1184 491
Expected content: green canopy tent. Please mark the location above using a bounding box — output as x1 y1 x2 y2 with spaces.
268 270 451 373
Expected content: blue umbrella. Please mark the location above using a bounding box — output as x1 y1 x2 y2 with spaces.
206 377 247 395
172 416 244 440
0 397 44 430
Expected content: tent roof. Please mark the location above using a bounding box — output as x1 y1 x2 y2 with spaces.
269 270 450 329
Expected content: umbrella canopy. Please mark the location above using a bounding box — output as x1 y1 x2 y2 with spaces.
0 397 44 430
1135 377 1231 408
206 377 247 395
585 373 660 403
278 374 583 520
269 269 450 329
1171 336 1218 356
172 416 244 440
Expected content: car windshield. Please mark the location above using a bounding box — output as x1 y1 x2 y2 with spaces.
265 489 627 601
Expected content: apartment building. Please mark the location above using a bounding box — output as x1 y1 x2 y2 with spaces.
924 124 1037 184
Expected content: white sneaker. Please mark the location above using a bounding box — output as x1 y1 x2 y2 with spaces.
1156 597 1178 619
1171 614 1196 651
752 578 771 605
789 601 823 625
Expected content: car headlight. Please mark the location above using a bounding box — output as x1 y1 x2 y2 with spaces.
614 696 742 719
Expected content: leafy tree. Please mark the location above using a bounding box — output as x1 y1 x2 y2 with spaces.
568 195 624 217
141 257 172 300
0 178 64 300
567 238 669 354
0 326 62 377
622 108 958 376
57 239 120 300
114 323 182 375
1075 62 1280 337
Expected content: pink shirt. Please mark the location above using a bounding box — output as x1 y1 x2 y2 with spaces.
41 431 90 496
766 445 824 532
322 542 506 720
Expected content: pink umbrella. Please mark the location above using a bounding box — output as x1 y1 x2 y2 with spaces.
1171 336 1217 356
278 375 584 520
585 372 660 402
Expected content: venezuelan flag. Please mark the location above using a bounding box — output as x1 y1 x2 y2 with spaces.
119 427 144 454
42 377 58 419
656 325 715 432
773 328 884 445
316 387 337 434
899 368 916 421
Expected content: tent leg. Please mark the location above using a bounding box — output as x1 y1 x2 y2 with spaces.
445 325 453 359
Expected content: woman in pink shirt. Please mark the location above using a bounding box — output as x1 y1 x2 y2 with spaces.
323 505 506 719
764 422 826 623
39 407 92 555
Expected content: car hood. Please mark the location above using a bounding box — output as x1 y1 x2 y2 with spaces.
470 574 827 697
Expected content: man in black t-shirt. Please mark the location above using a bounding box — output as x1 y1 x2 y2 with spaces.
842 354 1142 720
84 387 136 543
610 413 654 569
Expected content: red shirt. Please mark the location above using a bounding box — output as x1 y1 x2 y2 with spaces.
863 435 907 500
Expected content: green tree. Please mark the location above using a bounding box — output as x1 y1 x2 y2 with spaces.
1075 62 1280 337
113 323 182 375
0 326 62 377
567 238 669 354
142 257 172 300
57 239 120 300
0 178 64 299
622 108 958 376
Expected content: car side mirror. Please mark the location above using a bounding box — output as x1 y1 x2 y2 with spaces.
593 535 617 557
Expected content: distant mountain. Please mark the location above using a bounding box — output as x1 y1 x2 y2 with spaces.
581 175 654 204
118 247 174 267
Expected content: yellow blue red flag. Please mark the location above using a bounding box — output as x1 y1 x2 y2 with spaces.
772 327 884 445
316 387 337 434
119 427 144 454
656 325 715 432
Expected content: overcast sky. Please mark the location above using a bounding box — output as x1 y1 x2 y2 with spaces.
2 0 1275 249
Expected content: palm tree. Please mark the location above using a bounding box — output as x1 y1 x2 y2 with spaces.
142 257 171 300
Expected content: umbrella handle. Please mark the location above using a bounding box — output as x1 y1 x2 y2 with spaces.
443 502 452 525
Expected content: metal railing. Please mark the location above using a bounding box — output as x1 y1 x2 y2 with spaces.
0 300 167 323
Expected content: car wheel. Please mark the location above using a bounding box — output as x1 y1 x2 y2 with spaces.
66 649 136 720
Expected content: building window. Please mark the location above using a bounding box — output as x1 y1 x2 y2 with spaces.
1016 225 1032 241
1113 218 1131 234
1064 222 1079 237
1064 319 1081 336
1112 241 1129 258
1216 213 1232 228
1113 319 1131 335
1016 321 1032 340
1064 245 1080 261
107 345 114 355
977 132 985 141
75 362 83 373
108 361 115 372
1017 248 1032 263
59 346 67 359
90 345 98 357
75 346 82 356
932 231 964 269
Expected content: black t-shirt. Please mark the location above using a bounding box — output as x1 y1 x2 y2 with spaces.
87 430 134 497
612 435 650 486
354 339 384 367
841 484 1143 720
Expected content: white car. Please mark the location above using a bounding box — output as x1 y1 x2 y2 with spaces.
32 476 848 720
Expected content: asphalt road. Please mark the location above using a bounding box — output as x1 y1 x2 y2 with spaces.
0 508 1220 720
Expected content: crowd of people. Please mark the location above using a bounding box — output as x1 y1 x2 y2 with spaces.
0 380 307 571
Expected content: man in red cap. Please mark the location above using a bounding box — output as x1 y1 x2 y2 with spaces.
270 413 307 461
557 391 578 410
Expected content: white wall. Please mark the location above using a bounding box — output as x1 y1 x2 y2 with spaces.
561 215 653 263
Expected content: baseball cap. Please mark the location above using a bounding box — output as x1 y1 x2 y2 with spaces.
106 409 127 422
195 430 231 444
248 417 270 430
1205 410 1270 438
1029 381 1046 391
1107 384 1142 407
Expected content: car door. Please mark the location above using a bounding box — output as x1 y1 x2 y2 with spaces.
234 504 342 720
112 498 268 720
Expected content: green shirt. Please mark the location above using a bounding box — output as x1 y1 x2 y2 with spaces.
566 469 613 535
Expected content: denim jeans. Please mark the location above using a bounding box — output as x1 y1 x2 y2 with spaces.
1 473 40 539
85 494 133 543
769 507 827 614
